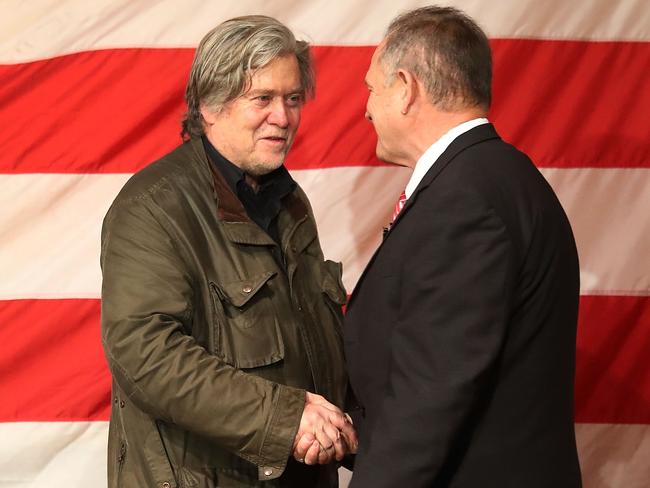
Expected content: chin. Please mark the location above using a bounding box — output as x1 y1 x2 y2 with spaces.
375 145 392 164
248 159 285 176
375 144 407 167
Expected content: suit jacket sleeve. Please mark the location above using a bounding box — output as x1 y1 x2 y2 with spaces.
350 181 516 487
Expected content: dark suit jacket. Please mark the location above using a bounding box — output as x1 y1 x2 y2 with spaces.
344 124 582 487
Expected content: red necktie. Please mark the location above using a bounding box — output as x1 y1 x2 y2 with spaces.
391 191 407 223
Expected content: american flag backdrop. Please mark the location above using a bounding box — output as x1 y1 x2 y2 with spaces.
0 1 649 487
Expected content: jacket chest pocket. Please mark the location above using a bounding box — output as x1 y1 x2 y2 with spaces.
209 271 285 369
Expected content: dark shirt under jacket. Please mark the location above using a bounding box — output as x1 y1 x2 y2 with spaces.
202 136 334 486
202 136 296 246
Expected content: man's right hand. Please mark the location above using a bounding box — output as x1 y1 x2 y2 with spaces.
293 392 358 465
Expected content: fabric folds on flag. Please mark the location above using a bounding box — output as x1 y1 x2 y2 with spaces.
0 1 648 487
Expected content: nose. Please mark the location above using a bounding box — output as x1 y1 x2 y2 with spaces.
268 99 289 128
365 110 373 122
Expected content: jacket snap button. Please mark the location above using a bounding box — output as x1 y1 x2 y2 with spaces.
161 482 171 488
264 468 273 476
119 401 125 408
242 286 252 293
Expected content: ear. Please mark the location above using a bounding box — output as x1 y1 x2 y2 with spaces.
396 68 417 115
200 104 218 125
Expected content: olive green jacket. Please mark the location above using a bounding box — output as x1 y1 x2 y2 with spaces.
100 138 348 487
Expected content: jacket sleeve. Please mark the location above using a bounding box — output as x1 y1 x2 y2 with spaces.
100 193 304 480
349 183 515 487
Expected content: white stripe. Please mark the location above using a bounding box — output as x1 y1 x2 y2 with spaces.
0 422 647 487
576 423 650 488
0 421 108 488
0 173 130 300
0 420 350 487
541 168 650 296
292 166 411 291
1 0 648 63
1 167 648 299
0 168 410 299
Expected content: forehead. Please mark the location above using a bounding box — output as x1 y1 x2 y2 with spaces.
248 54 302 91
366 45 385 83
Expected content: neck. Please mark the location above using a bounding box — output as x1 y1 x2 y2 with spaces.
406 107 486 165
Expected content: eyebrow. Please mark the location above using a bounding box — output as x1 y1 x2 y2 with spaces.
247 88 304 97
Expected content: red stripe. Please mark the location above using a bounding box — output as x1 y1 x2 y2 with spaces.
1 295 648 422
0 299 110 421
575 295 650 424
491 40 650 168
0 41 648 173
0 49 190 174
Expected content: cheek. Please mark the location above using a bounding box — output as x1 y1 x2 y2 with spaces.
242 109 266 131
372 110 385 132
255 119 270 134
288 107 302 127
365 97 373 116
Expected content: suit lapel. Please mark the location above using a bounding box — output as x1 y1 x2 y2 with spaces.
347 124 501 307
397 123 500 223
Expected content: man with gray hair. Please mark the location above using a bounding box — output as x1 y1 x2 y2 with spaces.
100 15 356 488
342 6 581 487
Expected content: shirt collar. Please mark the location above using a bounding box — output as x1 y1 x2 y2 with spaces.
404 118 489 199
202 135 245 195
201 135 295 195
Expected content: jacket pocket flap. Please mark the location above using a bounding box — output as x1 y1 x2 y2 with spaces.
321 260 346 305
215 271 277 308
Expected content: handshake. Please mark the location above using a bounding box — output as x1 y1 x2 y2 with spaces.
293 392 359 464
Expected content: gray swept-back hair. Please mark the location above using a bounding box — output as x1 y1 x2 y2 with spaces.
380 6 492 111
182 15 314 139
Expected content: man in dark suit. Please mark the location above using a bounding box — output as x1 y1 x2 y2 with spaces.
344 6 582 487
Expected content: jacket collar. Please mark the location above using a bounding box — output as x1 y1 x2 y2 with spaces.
400 124 499 210
347 123 501 306
390 123 500 232
186 137 314 250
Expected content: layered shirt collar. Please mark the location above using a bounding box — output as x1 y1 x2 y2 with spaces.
404 118 489 199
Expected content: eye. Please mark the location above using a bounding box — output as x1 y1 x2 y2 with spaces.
285 93 304 107
254 95 272 105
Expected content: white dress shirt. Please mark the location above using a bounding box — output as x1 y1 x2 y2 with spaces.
404 118 489 199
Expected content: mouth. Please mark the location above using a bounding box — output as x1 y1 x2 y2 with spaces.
260 136 287 145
